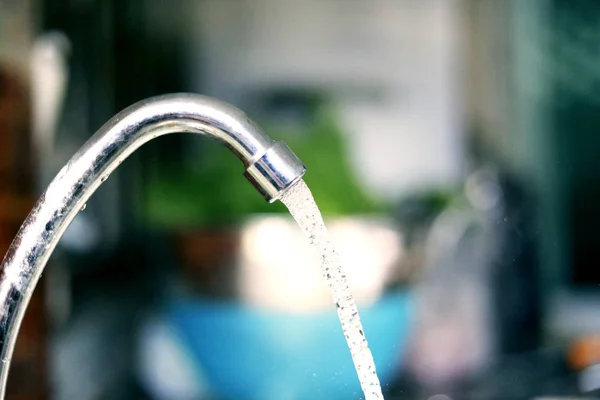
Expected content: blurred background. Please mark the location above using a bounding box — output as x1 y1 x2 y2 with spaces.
1 0 600 399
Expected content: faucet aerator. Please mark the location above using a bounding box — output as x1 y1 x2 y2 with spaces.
245 142 306 203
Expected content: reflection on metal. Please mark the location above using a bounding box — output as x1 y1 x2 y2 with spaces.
0 93 306 398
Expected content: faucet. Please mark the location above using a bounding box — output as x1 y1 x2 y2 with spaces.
0 93 306 397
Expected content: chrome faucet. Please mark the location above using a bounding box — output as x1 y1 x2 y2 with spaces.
0 93 306 397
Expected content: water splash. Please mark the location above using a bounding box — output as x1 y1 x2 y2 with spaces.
281 180 383 400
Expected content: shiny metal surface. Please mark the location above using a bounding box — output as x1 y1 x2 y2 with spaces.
0 93 306 397
245 142 307 203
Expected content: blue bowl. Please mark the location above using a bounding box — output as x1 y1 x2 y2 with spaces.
165 291 412 400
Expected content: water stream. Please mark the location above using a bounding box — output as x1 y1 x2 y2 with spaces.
281 179 384 400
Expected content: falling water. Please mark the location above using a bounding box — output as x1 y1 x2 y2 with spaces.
281 179 383 400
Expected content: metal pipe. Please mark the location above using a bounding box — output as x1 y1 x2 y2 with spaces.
0 93 306 397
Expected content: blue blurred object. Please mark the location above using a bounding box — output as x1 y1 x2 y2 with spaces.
165 291 412 400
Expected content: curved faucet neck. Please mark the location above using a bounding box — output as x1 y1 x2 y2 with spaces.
0 93 305 397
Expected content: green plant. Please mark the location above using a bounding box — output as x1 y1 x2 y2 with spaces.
142 108 385 228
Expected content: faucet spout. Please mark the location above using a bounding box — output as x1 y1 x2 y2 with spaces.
0 93 306 397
